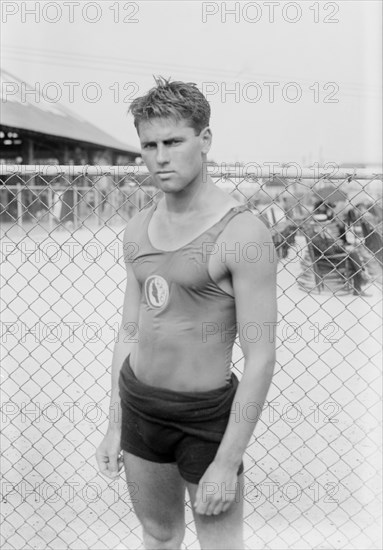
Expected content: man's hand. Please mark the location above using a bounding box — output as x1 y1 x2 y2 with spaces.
96 428 123 479
194 460 240 516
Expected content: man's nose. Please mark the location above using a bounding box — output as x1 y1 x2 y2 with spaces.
156 145 169 165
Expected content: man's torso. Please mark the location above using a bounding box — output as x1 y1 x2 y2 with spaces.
126 194 253 391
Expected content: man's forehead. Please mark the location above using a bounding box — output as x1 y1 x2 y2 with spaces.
138 117 194 139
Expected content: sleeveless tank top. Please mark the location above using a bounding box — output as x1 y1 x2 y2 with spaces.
128 202 252 384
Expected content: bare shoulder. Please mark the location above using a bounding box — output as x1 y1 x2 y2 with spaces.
219 209 276 273
122 203 153 242
210 186 241 212
122 203 153 265
223 209 272 243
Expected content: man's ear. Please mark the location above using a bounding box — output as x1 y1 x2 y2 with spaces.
200 127 212 154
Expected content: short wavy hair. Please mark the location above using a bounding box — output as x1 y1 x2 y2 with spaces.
129 76 210 135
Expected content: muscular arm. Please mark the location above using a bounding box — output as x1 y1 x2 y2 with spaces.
195 213 277 514
96 216 141 477
215 215 277 468
108 225 141 430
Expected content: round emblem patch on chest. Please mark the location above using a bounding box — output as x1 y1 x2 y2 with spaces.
144 275 169 309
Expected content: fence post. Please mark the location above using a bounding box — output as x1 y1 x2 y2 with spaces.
95 185 102 227
72 181 78 230
16 181 23 231
48 184 53 232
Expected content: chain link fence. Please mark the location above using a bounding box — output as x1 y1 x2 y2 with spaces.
1 164 382 549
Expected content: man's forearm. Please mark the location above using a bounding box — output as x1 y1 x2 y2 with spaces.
215 358 275 469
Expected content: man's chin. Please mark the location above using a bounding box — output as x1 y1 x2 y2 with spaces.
159 184 182 194
156 178 184 193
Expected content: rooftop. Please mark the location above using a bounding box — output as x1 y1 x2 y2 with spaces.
1 69 139 154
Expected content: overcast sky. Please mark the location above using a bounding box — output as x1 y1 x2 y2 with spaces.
2 0 382 165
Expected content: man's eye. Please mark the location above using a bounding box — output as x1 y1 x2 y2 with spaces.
163 139 181 146
143 144 155 149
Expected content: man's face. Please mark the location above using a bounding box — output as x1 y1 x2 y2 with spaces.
137 117 211 193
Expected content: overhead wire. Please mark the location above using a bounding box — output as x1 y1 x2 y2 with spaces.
2 45 381 98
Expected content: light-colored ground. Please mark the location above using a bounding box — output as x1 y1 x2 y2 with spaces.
1 224 382 550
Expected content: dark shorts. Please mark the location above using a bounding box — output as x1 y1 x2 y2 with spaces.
118 354 244 484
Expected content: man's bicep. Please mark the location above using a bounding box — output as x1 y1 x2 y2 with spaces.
229 220 278 361
121 263 141 328
120 224 141 330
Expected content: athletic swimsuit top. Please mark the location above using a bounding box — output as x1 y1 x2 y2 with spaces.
127 202 252 385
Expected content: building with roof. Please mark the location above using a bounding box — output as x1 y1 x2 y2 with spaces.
0 69 140 165
0 70 145 226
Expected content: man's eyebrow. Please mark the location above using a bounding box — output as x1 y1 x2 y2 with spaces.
141 136 184 146
163 136 184 142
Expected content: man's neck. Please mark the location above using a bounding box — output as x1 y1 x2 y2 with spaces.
161 177 214 217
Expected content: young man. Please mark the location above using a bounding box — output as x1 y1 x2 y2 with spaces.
96 77 277 550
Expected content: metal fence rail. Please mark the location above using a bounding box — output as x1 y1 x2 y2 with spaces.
1 165 382 549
